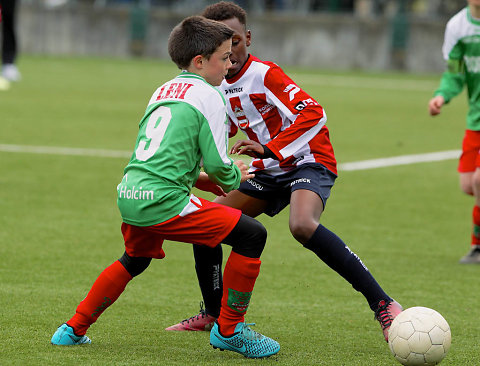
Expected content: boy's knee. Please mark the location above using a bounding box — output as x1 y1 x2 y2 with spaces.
472 173 480 192
225 215 267 258
461 179 474 195
289 220 317 245
238 219 266 257
252 219 267 244
118 252 151 277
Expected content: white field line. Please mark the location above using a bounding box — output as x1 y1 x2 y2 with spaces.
290 74 437 92
0 144 460 172
0 144 131 158
339 150 461 171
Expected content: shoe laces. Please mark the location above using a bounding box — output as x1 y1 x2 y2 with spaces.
240 323 263 341
374 299 394 330
180 301 209 325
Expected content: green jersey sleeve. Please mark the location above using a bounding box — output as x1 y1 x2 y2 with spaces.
434 13 466 103
197 100 241 192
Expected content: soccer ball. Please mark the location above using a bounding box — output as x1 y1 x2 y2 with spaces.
388 306 451 366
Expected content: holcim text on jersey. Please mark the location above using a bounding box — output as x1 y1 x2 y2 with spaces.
117 184 154 200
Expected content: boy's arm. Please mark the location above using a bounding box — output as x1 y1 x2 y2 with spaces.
260 65 327 161
432 20 466 105
195 172 227 197
433 58 466 104
198 109 244 193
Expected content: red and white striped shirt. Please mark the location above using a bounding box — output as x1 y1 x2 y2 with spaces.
221 55 337 176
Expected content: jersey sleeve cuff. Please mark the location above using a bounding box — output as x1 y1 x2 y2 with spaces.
264 143 282 160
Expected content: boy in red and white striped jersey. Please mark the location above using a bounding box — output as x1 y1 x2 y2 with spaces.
166 1 402 343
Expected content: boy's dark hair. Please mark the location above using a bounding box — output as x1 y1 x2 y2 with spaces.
168 15 234 69
202 1 247 27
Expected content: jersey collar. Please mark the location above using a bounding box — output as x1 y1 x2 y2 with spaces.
225 54 253 84
467 7 480 26
177 71 207 82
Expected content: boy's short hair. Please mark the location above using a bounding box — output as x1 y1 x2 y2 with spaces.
168 15 234 70
202 1 247 27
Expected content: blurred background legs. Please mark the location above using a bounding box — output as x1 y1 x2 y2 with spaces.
0 0 21 82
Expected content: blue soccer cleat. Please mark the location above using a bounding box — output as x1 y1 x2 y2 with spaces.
210 321 280 358
51 323 91 346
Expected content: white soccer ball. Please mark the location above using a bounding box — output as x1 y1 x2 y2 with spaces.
388 306 451 366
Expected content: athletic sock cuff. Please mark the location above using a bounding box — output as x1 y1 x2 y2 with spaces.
228 251 261 278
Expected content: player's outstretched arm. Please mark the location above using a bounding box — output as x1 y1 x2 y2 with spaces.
195 172 227 197
428 95 445 116
233 160 255 183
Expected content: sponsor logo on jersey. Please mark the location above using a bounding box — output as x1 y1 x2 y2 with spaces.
257 102 275 116
294 98 318 111
463 35 480 44
284 84 300 101
464 56 480 73
225 87 243 94
117 184 154 200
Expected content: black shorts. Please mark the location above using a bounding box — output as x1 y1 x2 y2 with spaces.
238 163 337 217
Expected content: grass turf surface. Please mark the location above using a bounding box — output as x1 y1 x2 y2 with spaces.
0 55 476 365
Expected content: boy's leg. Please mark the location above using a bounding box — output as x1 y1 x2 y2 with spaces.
194 244 223 318
1 0 17 65
459 169 480 263
458 130 480 263
122 196 279 357
164 244 222 331
166 191 268 331
290 189 402 341
52 253 151 345
215 214 265 335
209 214 280 358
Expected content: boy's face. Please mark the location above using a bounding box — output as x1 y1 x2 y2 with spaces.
469 0 480 7
198 39 232 86
220 17 251 78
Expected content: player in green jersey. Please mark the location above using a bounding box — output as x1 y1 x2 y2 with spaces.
51 15 280 358
429 0 480 263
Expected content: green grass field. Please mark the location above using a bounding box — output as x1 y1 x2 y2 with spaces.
0 55 476 365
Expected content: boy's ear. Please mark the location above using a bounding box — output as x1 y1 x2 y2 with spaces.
246 30 252 47
192 55 204 70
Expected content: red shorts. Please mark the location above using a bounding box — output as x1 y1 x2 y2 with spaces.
458 130 480 173
121 195 242 259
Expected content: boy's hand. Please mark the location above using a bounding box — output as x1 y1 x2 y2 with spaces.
195 172 227 197
428 95 445 116
234 160 255 183
230 140 265 158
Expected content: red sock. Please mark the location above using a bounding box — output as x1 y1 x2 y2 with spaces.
217 251 261 336
67 260 132 335
472 205 480 246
